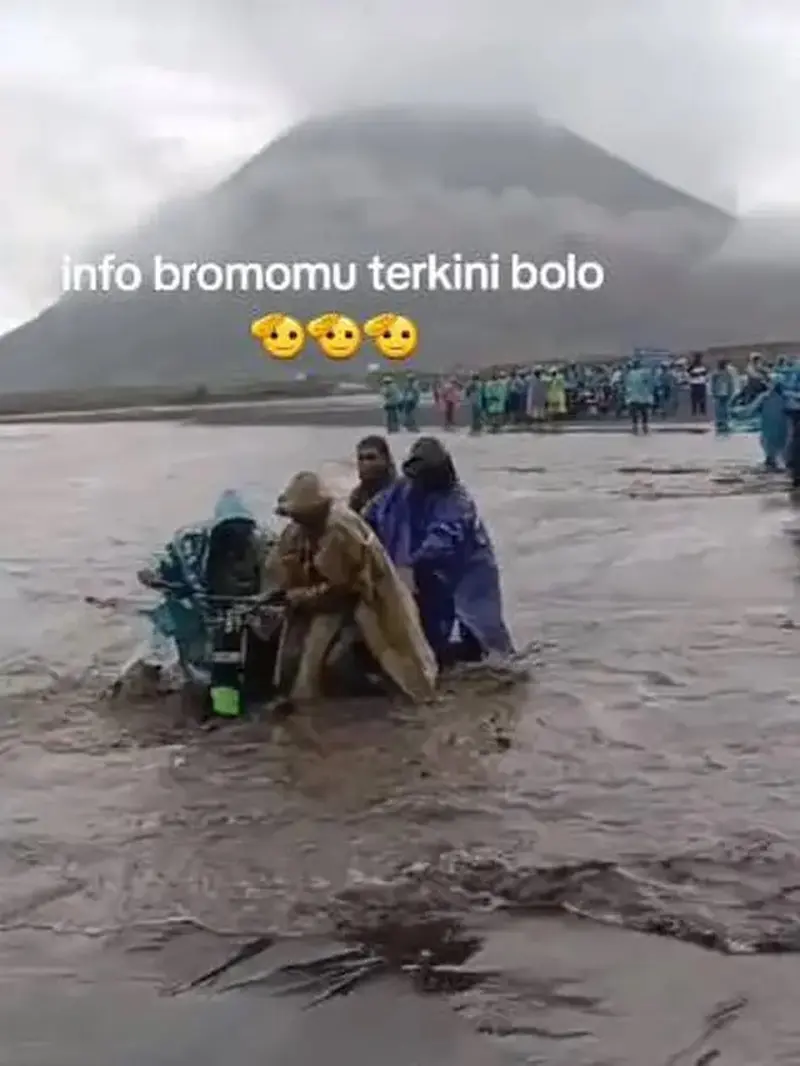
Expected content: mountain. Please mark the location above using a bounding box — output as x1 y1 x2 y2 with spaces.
0 106 737 392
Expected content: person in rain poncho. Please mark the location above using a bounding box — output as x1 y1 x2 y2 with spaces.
773 354 790 380
709 358 738 434
526 368 548 422
482 372 507 432
137 490 279 707
269 472 437 703
380 376 402 434
653 361 677 417
731 373 790 472
546 368 567 419
365 437 514 667
738 352 770 404
400 373 421 431
438 377 462 430
507 370 528 426
624 356 655 434
464 373 486 434
348 435 397 514
139 489 270 594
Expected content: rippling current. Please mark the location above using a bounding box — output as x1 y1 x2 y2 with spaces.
3 421 800 1062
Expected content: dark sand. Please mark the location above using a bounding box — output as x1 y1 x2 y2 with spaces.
0 391 709 432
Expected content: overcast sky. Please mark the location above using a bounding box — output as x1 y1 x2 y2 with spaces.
1 0 800 332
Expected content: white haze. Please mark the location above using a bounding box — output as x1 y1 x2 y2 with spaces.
2 0 800 332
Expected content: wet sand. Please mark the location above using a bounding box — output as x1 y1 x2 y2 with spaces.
1 974 516 1066
2 422 800 1062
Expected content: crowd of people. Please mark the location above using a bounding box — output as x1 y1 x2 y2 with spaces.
136 436 514 717
131 350 800 720
379 362 686 434
377 351 800 444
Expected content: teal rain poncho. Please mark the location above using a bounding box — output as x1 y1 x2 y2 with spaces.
731 378 789 468
143 490 276 684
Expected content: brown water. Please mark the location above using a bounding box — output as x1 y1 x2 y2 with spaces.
3 421 800 1062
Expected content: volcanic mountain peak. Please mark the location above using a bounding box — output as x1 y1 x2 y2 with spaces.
0 105 740 393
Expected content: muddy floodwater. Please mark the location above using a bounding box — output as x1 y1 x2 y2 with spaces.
4 421 800 1063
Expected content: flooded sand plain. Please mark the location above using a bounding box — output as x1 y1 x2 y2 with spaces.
2 422 800 1063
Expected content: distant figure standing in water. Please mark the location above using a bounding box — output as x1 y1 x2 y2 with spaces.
483 372 507 432
709 358 738 434
465 373 485 434
507 369 528 426
401 373 421 431
380 376 401 434
546 369 567 420
624 356 654 434
439 377 461 430
526 369 548 424
687 352 708 417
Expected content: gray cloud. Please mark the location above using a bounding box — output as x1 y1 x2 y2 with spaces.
229 152 722 260
99 0 800 210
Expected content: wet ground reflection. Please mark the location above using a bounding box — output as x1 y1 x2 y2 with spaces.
3 422 800 1061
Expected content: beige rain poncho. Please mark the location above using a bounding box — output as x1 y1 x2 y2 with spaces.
269 472 438 702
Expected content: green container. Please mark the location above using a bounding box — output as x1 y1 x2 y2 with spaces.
210 685 242 717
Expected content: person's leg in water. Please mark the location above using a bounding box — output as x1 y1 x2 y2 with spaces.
323 623 387 696
713 395 731 434
440 623 485 667
385 406 398 433
640 403 650 435
413 574 458 668
764 441 780 472
630 402 642 434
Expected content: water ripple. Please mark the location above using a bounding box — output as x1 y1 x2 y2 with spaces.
1 423 800 1059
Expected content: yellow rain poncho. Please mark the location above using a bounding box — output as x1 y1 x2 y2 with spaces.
546 370 567 416
269 472 438 703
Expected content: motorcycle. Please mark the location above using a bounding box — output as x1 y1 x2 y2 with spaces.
112 582 287 715
110 581 400 711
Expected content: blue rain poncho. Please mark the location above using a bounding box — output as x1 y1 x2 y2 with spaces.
365 477 514 663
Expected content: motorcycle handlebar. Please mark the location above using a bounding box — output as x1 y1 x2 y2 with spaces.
148 581 286 608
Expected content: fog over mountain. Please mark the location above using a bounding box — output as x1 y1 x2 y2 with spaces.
4 1 800 389
0 105 744 390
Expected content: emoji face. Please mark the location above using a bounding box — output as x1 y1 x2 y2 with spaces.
363 313 418 360
251 313 305 359
306 313 362 360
